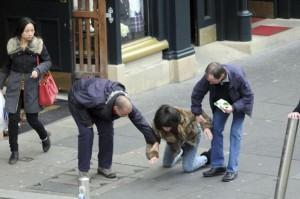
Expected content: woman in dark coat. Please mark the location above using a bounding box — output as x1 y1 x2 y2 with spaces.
0 17 52 164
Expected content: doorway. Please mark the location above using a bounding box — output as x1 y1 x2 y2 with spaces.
191 0 216 46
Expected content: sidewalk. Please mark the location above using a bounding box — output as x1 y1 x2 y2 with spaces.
0 18 300 199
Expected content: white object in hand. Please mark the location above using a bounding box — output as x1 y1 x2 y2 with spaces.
214 99 230 113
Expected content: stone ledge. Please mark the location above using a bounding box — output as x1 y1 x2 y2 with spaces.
108 53 198 94
221 27 300 54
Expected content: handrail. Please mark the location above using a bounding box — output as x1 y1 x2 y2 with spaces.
122 37 169 63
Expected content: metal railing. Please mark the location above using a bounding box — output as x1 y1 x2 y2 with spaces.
274 118 299 199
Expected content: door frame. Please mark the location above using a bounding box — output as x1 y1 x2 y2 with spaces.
191 0 216 46
72 0 108 79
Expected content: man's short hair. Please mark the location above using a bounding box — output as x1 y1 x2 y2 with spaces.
205 62 226 79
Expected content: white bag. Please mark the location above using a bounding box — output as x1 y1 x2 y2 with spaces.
0 92 8 132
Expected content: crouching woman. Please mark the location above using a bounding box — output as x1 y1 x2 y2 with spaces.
149 105 212 172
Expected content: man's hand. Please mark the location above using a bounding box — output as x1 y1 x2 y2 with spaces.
149 156 159 165
203 128 213 140
223 104 233 114
150 142 159 152
196 115 207 123
148 142 159 165
288 112 300 119
30 70 39 79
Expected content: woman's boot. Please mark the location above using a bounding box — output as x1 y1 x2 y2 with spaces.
8 151 19 165
42 136 51 152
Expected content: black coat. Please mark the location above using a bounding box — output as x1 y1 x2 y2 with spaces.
0 37 52 113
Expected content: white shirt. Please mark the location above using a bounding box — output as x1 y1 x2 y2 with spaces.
129 0 142 17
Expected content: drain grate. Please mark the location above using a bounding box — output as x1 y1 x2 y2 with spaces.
27 164 146 195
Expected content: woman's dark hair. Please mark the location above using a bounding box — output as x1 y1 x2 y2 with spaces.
14 17 39 38
154 105 181 130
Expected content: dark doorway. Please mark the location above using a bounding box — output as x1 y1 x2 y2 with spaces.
191 0 216 46
291 0 300 18
0 0 73 73
275 0 300 19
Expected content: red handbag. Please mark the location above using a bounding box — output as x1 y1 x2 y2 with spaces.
37 56 58 106
39 72 58 106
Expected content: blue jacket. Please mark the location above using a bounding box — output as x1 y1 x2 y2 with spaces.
69 77 157 144
191 64 254 116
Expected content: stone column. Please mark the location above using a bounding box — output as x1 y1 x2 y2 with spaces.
163 0 197 82
238 0 252 41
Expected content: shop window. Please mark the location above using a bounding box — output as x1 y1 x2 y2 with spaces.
120 0 147 44
73 0 94 11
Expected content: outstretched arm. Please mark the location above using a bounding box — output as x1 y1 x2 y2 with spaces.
128 105 158 144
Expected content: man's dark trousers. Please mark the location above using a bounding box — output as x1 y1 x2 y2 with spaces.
69 100 114 172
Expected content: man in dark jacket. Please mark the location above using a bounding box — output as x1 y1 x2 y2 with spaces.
191 62 254 182
68 77 159 178
288 99 300 119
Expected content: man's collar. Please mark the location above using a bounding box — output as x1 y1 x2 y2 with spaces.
220 74 229 85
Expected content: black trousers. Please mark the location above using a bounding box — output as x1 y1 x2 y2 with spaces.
68 93 114 172
8 91 48 152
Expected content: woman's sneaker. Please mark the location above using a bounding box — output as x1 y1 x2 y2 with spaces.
200 149 211 166
172 149 183 165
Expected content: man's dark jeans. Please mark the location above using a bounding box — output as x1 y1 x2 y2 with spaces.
68 96 114 172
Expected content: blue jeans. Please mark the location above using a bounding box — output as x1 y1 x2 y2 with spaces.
163 133 207 172
211 109 245 173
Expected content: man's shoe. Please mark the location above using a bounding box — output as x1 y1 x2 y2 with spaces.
42 136 51 152
97 167 116 179
8 151 19 165
78 171 91 182
79 171 90 178
203 167 226 177
222 172 238 182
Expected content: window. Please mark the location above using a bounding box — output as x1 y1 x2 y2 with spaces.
120 0 147 44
